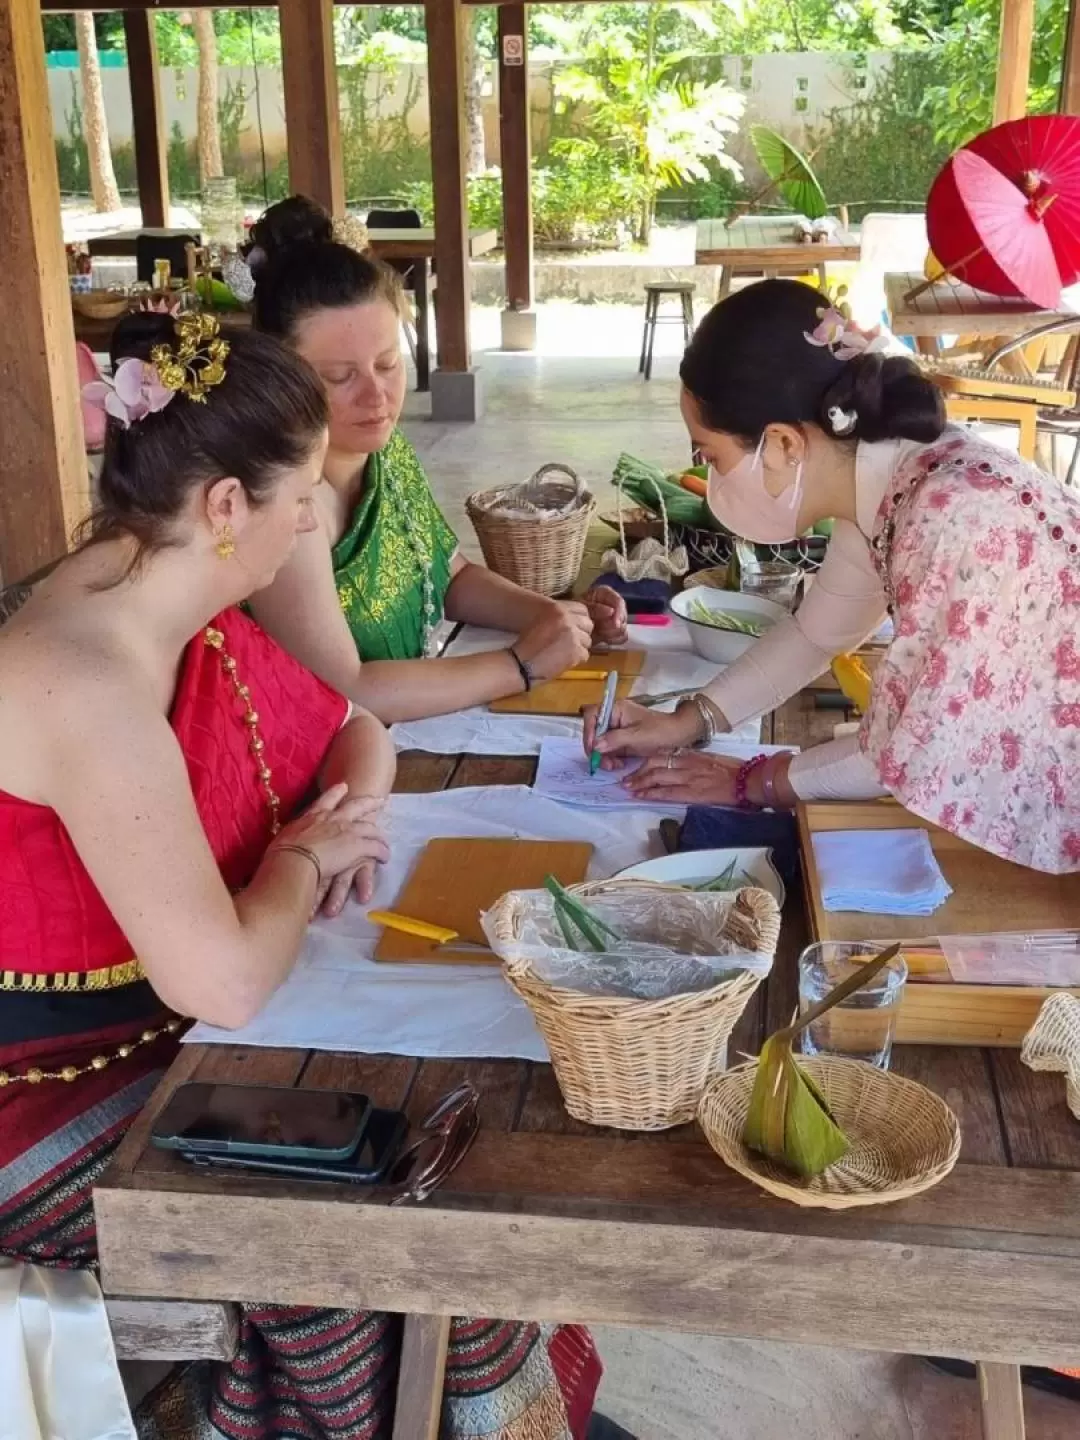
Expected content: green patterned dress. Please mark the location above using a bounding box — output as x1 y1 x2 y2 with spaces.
331 428 458 660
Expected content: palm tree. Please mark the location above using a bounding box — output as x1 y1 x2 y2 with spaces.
193 10 224 183
459 6 487 177
75 12 121 212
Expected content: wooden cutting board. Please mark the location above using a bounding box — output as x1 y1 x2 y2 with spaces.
372 837 594 964
490 649 645 716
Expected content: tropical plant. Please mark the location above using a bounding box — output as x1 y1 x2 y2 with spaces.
540 5 744 243
921 0 1065 150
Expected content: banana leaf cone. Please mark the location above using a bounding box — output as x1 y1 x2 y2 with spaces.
743 1034 850 1177
741 943 901 1178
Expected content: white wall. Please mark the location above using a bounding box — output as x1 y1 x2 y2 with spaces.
47 50 904 166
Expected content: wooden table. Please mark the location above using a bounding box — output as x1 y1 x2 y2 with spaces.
695 218 860 300
95 697 1080 1440
365 227 497 392
74 226 498 393
886 271 1078 352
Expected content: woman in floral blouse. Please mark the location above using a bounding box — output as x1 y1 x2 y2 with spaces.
587 278 1080 874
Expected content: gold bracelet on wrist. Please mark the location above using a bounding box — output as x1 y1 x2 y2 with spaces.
269 843 322 892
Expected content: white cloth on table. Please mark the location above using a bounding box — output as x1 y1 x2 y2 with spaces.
812 828 952 915
185 787 670 1059
0 1259 135 1440
390 620 764 755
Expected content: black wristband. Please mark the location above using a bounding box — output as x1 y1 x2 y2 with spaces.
507 646 533 692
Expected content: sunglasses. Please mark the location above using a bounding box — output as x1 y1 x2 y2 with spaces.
388 1082 480 1206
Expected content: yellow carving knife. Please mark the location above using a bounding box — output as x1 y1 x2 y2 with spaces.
368 910 490 953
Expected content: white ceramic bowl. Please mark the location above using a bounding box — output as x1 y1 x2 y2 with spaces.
670 586 786 664
614 847 785 907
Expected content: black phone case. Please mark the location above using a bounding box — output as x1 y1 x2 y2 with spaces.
178 1107 409 1186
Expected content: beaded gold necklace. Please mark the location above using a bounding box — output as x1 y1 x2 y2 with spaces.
0 626 279 1088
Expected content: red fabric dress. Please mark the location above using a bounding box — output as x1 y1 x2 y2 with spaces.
0 606 600 1440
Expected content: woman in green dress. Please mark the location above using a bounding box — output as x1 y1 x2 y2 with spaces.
245 196 627 723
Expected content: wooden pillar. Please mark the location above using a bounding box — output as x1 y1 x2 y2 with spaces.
1062 0 1080 113
425 0 480 417
279 0 343 215
993 0 1035 124
0 0 88 583
123 12 169 229
497 3 534 351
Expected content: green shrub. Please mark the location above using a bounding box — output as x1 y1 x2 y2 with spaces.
398 139 639 247
808 52 952 220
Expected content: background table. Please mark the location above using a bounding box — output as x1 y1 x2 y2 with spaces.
95 693 1080 1440
886 271 1077 352
74 227 499 390
696 218 860 299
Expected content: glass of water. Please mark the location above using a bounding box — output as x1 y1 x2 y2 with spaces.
740 559 801 611
797 942 908 1069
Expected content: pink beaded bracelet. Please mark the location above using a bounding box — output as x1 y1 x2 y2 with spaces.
734 754 770 809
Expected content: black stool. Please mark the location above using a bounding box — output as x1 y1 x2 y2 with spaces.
638 281 695 381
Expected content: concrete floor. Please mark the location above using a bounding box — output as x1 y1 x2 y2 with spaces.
401 308 1074 1440
399 302 694 555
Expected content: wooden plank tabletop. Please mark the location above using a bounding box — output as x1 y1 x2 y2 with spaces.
695 217 859 267
94 700 1080 1368
367 227 499 262
886 271 1078 338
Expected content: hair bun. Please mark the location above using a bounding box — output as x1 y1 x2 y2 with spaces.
821 351 945 445
249 195 334 273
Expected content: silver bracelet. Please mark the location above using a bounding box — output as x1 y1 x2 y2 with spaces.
760 756 778 808
677 693 717 749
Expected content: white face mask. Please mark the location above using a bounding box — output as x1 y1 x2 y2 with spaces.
706 436 805 545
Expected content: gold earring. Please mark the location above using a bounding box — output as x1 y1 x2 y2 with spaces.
215 524 236 559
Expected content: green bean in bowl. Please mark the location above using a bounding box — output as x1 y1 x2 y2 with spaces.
671 586 786 664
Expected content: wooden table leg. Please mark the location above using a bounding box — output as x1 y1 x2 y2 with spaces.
976 1362 1026 1440
392 1312 451 1440
413 259 432 393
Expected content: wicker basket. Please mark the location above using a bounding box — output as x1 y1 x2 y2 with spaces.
495 880 781 1131
466 464 595 596
698 1055 961 1209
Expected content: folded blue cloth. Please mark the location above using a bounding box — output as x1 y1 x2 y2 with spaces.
812 829 952 915
673 806 801 891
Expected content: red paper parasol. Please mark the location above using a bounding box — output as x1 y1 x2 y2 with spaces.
925 114 1080 308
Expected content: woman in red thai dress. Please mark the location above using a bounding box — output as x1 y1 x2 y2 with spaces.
0 315 601 1439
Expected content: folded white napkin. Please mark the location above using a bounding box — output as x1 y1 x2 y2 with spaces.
813 829 952 915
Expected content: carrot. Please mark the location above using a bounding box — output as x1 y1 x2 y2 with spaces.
678 471 708 497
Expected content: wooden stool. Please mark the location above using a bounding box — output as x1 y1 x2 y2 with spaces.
639 282 695 381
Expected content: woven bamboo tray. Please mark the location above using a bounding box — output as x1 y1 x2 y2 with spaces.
71 292 130 320
698 1055 961 1209
495 880 781 1131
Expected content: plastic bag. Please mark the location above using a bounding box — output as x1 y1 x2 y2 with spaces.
483 888 774 1001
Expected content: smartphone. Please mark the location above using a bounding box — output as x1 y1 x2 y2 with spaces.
176 1107 409 1185
151 1082 372 1162
625 596 668 616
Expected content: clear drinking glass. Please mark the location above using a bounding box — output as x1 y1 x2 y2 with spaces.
740 559 801 611
797 942 908 1069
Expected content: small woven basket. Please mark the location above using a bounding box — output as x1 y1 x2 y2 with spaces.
495 880 780 1131
1021 992 1080 1119
466 464 595 596
71 291 131 321
698 1056 961 1209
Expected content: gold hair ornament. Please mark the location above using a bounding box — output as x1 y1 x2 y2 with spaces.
150 311 230 404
